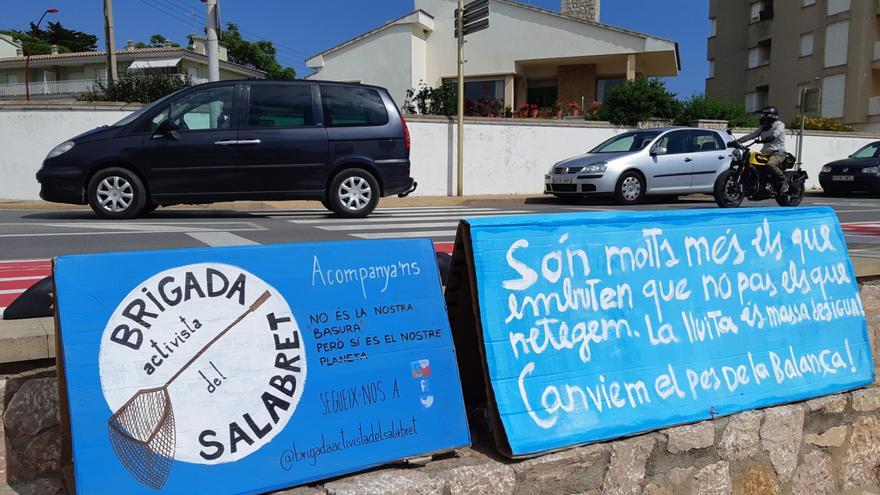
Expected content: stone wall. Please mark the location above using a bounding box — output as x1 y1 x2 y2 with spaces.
0 283 878 495
557 64 597 109
561 0 600 22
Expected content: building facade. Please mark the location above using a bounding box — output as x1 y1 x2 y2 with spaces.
707 0 880 131
306 0 679 110
0 37 264 100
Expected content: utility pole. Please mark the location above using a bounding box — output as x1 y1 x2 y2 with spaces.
204 0 220 82
103 0 118 83
456 0 465 197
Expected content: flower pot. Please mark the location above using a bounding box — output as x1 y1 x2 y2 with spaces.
569 109 578 117
555 110 563 119
529 109 539 118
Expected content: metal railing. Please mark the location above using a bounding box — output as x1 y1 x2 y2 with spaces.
0 74 208 98
869 96 880 116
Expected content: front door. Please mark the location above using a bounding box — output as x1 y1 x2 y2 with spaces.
235 83 329 193
649 130 694 192
137 84 239 200
687 130 729 190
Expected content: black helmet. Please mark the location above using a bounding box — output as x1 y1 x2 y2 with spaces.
757 106 779 125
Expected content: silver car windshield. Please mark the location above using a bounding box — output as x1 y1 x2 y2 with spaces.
590 131 663 153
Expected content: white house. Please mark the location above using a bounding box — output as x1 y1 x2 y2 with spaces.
306 0 680 110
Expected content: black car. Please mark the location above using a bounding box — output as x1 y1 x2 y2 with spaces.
819 141 880 195
37 80 416 219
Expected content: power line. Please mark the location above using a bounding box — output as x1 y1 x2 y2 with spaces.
134 0 201 31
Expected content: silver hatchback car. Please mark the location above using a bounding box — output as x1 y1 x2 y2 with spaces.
544 128 733 204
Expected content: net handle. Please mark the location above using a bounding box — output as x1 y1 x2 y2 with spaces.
164 290 271 387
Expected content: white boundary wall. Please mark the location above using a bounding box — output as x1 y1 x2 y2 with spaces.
1 108 878 200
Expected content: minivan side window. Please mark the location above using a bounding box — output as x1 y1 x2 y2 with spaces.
166 86 235 132
320 85 388 127
247 85 314 128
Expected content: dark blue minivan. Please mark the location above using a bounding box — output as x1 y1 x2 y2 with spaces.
37 80 416 218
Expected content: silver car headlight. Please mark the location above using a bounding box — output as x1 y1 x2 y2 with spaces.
583 162 608 173
821 166 832 173
863 166 879 174
46 141 75 159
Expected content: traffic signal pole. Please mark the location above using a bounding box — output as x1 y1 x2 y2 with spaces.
456 0 465 197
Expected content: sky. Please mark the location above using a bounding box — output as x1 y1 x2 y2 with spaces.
3 0 710 97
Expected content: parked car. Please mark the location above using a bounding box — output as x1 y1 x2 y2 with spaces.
544 128 733 204
818 141 880 195
37 80 417 219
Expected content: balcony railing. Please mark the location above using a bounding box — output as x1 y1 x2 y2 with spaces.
0 74 208 98
870 96 880 116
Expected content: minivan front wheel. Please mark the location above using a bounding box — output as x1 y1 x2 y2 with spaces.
328 168 380 218
87 167 147 219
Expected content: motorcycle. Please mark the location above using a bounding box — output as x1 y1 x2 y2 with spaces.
713 138 807 208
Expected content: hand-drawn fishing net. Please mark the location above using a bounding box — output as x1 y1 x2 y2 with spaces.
107 290 271 489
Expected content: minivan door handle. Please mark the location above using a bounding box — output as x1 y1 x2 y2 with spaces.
214 140 239 146
684 157 693 162
237 139 262 145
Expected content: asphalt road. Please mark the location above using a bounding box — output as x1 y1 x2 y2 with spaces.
1 195 879 261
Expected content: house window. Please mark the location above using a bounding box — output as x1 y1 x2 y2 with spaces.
708 60 715 79
710 18 717 37
800 32 814 56
749 1 772 23
6 74 18 84
821 74 846 118
95 67 107 80
827 0 850 15
748 40 772 68
825 21 849 67
750 2 762 23
464 78 504 101
803 0 815 5
597 78 625 103
745 87 769 112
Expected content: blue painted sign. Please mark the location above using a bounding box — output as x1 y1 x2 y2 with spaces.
461 207 872 456
54 239 469 494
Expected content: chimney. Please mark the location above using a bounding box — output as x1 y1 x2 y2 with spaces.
16 47 23 57
126 40 135 50
50 44 59 55
561 0 600 22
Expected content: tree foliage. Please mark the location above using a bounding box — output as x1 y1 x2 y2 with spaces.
597 78 680 126
789 115 855 132
80 70 191 104
134 34 179 49
1 21 97 55
218 23 294 80
676 94 757 128
403 82 457 116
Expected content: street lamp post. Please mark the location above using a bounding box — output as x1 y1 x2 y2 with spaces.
24 7 58 102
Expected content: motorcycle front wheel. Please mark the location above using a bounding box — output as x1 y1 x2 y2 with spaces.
776 180 804 207
714 169 745 208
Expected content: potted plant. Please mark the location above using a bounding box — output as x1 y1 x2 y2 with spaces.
529 104 539 118
552 101 563 119
504 105 513 118
567 101 579 117
585 100 601 120
517 104 530 118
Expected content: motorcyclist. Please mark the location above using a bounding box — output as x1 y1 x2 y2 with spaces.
737 106 788 193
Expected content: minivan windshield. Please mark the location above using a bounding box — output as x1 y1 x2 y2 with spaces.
589 130 663 153
111 92 178 127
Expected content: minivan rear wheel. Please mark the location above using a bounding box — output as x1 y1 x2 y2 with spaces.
87 167 147 219
328 168 380 218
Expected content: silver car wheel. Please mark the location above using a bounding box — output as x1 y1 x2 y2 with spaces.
621 176 641 201
338 176 372 211
96 176 134 213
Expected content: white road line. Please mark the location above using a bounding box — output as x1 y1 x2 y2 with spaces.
321 222 461 231
279 209 521 220
289 211 533 225
353 230 458 239
187 232 259 247
0 288 26 295
0 276 46 282
266 207 499 216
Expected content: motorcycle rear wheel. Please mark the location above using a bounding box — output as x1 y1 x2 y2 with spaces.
714 169 744 208
775 180 804 207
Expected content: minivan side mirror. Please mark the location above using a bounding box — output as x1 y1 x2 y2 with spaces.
726 128 733 135
652 146 668 156
153 119 180 140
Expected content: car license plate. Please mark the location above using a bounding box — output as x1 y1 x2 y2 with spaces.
832 175 854 181
551 176 572 184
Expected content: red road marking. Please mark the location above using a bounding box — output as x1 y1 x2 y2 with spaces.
433 241 454 254
842 223 880 238
0 259 52 311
